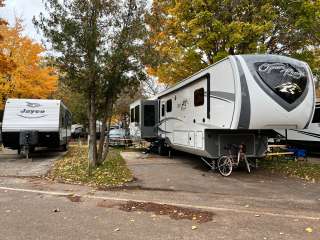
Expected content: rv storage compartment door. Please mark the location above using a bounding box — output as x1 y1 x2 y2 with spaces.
141 100 159 139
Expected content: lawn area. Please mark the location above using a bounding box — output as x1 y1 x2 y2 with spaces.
259 158 320 183
49 145 133 187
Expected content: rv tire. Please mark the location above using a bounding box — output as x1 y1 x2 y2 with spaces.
158 144 164 156
62 144 68 152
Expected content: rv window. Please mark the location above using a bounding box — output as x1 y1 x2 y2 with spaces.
166 99 172 113
144 105 155 126
134 106 140 123
130 108 134 122
194 88 204 106
161 104 165 117
312 107 320 123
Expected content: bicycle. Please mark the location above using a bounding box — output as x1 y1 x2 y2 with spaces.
217 144 251 177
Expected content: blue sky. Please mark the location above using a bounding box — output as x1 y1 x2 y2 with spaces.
0 0 45 42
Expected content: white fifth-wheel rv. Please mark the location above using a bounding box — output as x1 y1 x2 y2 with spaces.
129 55 316 172
1 99 71 154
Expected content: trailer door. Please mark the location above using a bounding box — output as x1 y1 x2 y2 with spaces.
141 100 159 139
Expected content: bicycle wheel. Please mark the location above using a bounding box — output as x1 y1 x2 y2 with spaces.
218 156 233 177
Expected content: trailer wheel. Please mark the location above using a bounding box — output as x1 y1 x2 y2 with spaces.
218 156 233 177
62 144 68 152
158 143 165 156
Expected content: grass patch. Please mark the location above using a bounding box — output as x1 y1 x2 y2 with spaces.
49 145 133 187
260 158 320 182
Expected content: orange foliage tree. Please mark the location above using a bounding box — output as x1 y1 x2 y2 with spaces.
0 0 16 76
0 20 58 109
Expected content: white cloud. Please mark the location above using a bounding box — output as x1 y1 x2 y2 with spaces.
0 0 45 42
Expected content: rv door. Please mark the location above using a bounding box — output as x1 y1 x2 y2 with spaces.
141 100 159 139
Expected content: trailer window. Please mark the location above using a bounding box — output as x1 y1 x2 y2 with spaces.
194 88 204 106
166 99 172 113
134 106 140 123
144 105 155 126
130 108 134 122
161 104 165 117
312 107 320 123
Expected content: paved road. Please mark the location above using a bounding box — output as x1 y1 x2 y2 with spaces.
0 148 65 177
0 150 319 239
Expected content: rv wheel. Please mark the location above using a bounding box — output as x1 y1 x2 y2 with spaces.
158 144 164 156
218 156 233 177
62 144 68 152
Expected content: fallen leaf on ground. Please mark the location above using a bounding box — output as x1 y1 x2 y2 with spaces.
305 227 313 233
191 226 198 230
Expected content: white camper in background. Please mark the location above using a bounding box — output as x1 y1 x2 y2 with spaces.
1 99 71 154
129 54 316 165
275 101 320 150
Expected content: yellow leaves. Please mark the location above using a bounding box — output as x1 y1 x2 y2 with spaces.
305 227 313 233
0 19 58 109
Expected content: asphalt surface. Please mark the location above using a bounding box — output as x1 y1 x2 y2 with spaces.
0 149 319 239
0 148 65 177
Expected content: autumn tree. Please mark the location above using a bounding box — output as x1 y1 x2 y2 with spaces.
0 0 16 77
0 20 57 109
54 82 87 125
35 0 147 168
92 0 147 164
146 0 320 85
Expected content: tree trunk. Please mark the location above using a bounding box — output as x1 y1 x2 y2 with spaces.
101 115 112 162
88 93 97 174
97 111 108 164
97 99 113 164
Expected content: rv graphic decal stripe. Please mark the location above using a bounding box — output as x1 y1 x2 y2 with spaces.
156 117 183 134
209 91 235 102
291 129 320 139
205 95 231 103
158 127 172 134
205 91 235 103
17 114 48 119
303 66 316 129
156 117 183 126
235 58 251 129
